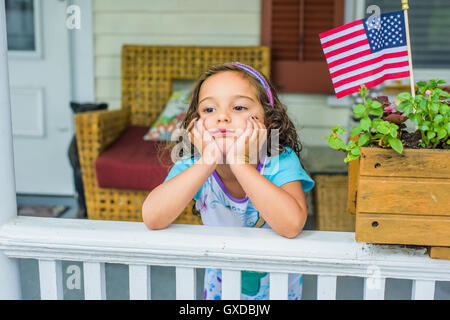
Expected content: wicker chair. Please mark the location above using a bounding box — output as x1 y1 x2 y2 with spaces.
74 45 271 222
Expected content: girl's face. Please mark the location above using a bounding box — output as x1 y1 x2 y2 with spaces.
197 71 265 152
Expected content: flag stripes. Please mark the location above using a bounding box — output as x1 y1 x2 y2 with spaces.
320 11 411 98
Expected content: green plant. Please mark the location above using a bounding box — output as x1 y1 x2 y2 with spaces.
325 85 403 162
396 79 450 148
324 79 450 162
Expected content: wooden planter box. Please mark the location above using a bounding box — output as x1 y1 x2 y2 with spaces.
347 147 450 259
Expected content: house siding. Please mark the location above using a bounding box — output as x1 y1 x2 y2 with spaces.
92 0 350 146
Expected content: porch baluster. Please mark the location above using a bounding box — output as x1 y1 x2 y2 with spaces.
176 267 197 300
222 269 241 300
317 275 337 300
412 280 436 300
363 277 386 300
38 259 64 300
129 264 151 300
83 262 106 300
269 272 289 300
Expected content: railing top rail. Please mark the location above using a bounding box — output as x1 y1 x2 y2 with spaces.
1 217 449 281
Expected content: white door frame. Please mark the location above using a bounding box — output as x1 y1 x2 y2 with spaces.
0 0 22 299
7 0 95 195
69 0 95 104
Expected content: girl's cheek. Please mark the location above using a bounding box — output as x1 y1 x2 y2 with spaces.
203 116 214 131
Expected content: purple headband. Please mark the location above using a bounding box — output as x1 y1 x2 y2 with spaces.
227 62 274 108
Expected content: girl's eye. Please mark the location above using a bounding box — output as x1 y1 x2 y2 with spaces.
202 106 247 112
203 107 214 113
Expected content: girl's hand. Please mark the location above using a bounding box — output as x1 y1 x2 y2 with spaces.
226 116 267 166
187 117 223 165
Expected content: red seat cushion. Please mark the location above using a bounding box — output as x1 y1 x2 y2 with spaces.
95 126 174 191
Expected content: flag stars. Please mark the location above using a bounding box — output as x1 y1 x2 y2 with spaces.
363 11 406 52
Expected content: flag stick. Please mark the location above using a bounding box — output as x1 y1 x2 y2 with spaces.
402 0 415 98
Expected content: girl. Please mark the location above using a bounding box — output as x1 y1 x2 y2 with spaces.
142 62 315 300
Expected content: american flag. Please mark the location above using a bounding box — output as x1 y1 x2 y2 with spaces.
320 11 411 99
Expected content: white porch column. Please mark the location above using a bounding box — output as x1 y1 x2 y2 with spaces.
0 0 22 299
68 0 95 102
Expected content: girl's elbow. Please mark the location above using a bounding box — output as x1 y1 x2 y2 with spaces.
143 213 167 230
145 221 166 231
142 202 166 230
283 226 303 239
284 212 307 239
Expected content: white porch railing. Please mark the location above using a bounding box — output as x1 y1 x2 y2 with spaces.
1 216 449 300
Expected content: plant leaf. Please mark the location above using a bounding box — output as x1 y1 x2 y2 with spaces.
434 114 444 123
388 137 403 154
390 127 397 138
376 123 390 135
332 125 346 136
409 113 420 126
371 101 383 109
328 137 346 150
350 125 363 137
351 147 361 156
372 118 382 127
344 153 360 163
369 108 384 116
403 105 413 116
437 128 447 140
430 102 440 114
419 100 428 111
417 80 427 86
360 117 371 130
397 100 409 110
353 104 365 117
373 133 383 139
358 132 371 146
429 79 437 89
397 92 411 100
439 90 450 99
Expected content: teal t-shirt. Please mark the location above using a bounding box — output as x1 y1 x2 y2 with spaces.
164 146 315 203
163 146 315 300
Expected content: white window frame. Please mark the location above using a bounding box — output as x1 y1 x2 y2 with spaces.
7 0 43 60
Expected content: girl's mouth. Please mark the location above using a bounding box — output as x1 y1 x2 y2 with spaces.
212 129 234 136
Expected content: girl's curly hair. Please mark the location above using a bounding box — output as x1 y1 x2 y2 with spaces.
156 63 310 215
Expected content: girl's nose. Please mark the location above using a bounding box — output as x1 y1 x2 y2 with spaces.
216 112 230 123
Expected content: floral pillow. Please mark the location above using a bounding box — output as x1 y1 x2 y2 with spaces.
143 89 190 141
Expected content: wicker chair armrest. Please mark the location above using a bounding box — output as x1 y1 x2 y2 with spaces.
74 108 130 158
